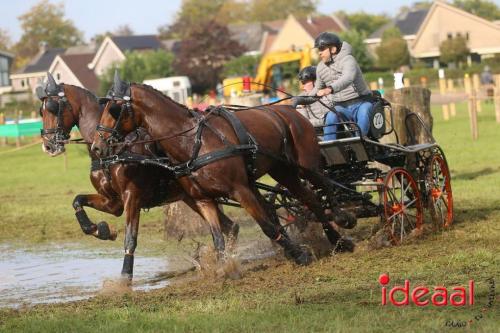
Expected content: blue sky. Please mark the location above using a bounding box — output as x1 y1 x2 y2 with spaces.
2 0 500 42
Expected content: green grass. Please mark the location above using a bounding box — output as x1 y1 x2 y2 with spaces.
0 102 499 332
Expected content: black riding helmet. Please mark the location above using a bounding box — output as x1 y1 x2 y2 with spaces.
298 66 316 83
314 32 342 52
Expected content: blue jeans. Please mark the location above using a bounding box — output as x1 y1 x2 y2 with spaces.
323 101 372 140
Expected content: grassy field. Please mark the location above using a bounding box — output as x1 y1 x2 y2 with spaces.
0 102 499 332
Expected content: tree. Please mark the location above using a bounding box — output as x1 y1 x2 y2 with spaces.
439 36 470 67
158 0 318 39
339 30 374 71
375 27 410 70
98 50 174 95
397 1 432 14
160 0 227 39
114 24 134 36
336 11 390 36
222 54 260 77
248 0 316 22
14 0 83 61
91 31 113 47
173 20 244 93
0 29 12 51
453 0 500 21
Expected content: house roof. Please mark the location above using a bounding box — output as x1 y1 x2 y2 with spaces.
369 8 429 39
0 50 14 59
110 35 162 52
18 48 65 74
59 53 99 93
261 32 278 54
297 15 345 37
262 19 286 32
229 23 269 52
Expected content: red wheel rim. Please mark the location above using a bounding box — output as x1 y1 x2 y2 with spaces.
383 168 423 245
428 154 454 227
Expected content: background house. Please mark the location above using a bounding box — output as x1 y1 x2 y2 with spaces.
9 44 65 94
49 52 99 93
228 19 285 55
268 14 346 53
364 8 428 58
365 1 500 67
0 50 14 92
411 1 500 66
88 35 162 76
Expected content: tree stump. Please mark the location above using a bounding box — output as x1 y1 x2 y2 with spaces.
163 202 210 240
383 87 433 145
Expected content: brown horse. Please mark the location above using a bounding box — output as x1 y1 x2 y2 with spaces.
38 73 239 280
92 75 355 265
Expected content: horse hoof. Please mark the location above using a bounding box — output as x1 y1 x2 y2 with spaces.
294 249 313 266
335 238 355 253
96 221 117 241
335 211 357 229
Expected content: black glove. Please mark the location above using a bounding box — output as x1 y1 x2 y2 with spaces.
292 96 318 108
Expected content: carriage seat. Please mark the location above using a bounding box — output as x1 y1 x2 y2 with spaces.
319 137 369 166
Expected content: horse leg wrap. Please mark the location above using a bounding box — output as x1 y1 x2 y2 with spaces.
121 254 134 280
322 222 341 244
72 195 88 210
96 221 117 241
276 234 312 266
75 210 97 235
333 209 357 229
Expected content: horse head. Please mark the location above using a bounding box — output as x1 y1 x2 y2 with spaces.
37 72 79 156
92 71 140 158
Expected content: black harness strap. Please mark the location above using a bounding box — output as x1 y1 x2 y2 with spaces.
210 106 258 179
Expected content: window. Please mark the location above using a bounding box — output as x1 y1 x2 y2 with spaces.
447 33 452 40
21 80 25 87
466 32 470 40
0 57 7 71
56 73 61 80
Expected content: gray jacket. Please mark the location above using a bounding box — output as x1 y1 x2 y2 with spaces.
310 42 371 103
296 94 332 128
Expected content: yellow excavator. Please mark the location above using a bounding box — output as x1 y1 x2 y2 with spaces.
222 47 312 97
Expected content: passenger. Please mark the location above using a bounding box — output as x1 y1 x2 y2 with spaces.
295 66 331 129
309 32 373 140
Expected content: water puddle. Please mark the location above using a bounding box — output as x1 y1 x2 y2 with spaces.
0 239 277 308
0 244 188 308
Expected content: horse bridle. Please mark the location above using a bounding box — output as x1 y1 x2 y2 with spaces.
95 96 135 148
40 92 74 145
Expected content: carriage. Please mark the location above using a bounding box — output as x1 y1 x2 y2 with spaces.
38 72 455 278
217 94 454 245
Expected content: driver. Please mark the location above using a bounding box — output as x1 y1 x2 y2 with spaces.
308 32 373 141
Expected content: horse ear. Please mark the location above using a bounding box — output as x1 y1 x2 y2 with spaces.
46 72 59 95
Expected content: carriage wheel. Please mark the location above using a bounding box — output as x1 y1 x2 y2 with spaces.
267 184 309 232
426 153 454 228
383 168 423 245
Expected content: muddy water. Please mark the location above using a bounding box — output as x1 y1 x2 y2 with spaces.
0 244 189 308
0 239 277 308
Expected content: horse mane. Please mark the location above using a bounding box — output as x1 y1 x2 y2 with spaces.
62 84 98 103
131 83 192 115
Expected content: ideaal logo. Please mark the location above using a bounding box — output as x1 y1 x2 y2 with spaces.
378 273 474 306
378 274 496 328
